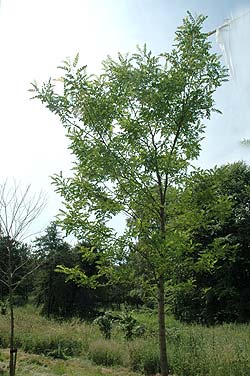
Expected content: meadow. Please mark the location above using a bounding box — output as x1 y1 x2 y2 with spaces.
0 305 250 376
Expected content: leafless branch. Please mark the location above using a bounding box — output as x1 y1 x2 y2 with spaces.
0 278 9 288
0 180 46 242
12 262 43 292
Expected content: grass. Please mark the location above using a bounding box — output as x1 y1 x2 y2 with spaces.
0 349 137 376
1 305 250 375
0 305 92 356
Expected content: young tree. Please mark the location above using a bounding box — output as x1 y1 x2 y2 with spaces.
0 180 45 376
32 13 227 375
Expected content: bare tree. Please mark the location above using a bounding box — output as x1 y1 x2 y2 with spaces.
0 180 46 376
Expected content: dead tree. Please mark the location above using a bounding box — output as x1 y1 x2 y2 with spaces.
0 180 46 376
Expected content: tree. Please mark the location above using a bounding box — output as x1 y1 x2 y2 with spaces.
33 222 72 317
32 13 227 376
0 180 45 376
172 162 250 324
34 223 107 318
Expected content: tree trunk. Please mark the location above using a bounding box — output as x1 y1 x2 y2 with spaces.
8 242 16 376
158 276 169 376
47 269 53 318
9 286 16 376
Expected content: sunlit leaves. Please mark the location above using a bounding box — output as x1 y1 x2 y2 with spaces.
33 13 227 289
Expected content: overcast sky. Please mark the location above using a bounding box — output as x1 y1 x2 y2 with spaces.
1 0 250 239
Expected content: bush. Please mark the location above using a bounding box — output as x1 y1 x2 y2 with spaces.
94 312 113 339
88 339 125 366
117 309 145 340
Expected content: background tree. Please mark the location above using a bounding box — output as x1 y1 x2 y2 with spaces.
0 237 32 305
33 13 227 376
33 222 72 318
172 162 250 324
0 180 45 376
34 222 109 318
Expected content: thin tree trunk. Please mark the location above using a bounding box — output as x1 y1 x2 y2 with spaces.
9 285 16 376
158 275 169 376
157 200 169 376
8 242 16 376
47 269 53 318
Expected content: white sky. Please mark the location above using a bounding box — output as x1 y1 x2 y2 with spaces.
1 0 250 240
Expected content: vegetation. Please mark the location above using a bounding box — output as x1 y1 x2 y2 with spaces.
2 161 250 375
1 306 250 376
172 161 250 324
32 13 227 376
33 223 108 319
0 181 45 376
0 10 249 376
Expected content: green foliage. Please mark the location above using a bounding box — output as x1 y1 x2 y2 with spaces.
32 12 227 268
94 312 113 339
32 12 227 375
0 237 33 303
46 343 69 360
117 309 145 341
172 162 250 324
34 223 107 319
0 349 136 376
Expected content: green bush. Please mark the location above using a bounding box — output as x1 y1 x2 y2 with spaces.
94 312 113 339
117 309 145 340
89 339 125 366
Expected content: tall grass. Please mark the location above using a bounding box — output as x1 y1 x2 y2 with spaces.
0 305 92 357
0 305 250 375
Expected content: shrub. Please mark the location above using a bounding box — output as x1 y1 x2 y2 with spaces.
94 312 113 339
117 309 145 340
